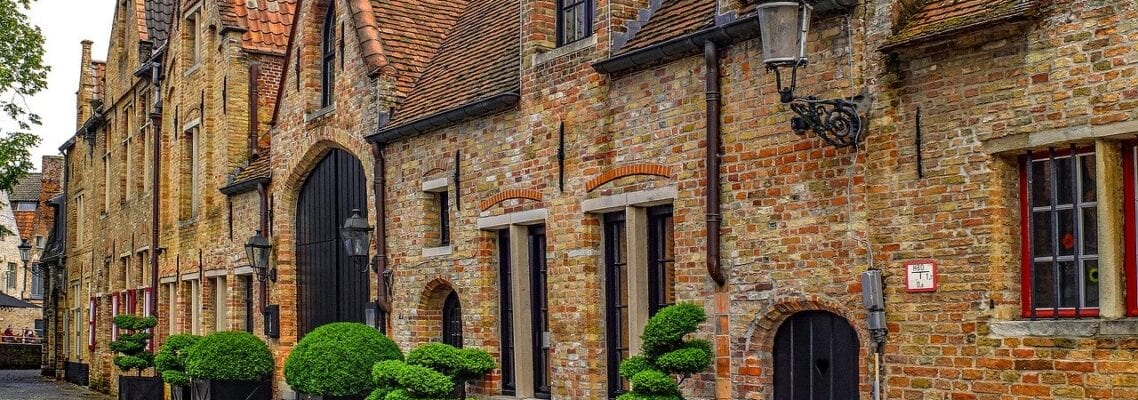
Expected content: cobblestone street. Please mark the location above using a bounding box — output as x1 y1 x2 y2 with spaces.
0 370 112 400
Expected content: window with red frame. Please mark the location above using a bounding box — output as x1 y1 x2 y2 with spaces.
1020 147 1099 318
1124 142 1138 316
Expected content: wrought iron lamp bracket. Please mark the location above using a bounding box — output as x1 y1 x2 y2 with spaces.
769 62 865 148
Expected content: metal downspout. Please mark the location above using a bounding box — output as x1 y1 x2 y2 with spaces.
705 41 725 287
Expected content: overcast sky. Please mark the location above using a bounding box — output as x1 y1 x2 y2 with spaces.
0 0 116 171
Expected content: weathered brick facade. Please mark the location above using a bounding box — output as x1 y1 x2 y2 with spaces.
57 0 1138 399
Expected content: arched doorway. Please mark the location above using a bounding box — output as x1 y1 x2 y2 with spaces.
773 311 859 399
295 148 369 337
442 291 463 347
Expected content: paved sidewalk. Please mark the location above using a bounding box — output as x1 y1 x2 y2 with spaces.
0 369 113 400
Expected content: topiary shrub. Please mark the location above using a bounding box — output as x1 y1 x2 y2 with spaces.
185 331 274 382
110 315 158 374
285 322 404 397
155 334 200 386
368 343 495 400
617 303 713 400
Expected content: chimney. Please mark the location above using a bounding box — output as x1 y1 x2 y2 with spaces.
76 40 94 128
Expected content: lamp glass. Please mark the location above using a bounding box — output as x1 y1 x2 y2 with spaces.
18 240 30 262
341 209 372 258
244 230 271 272
757 1 811 66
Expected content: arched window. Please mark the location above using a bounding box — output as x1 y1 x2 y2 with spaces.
320 3 335 108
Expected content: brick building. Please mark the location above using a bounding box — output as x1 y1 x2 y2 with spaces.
57 0 1138 399
55 0 294 393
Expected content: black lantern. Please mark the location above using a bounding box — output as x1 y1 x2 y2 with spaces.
341 209 373 273
18 239 30 263
245 230 275 282
757 0 863 148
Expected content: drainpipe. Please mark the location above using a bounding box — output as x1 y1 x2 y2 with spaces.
705 41 725 287
371 143 391 315
149 62 163 315
257 182 269 313
248 63 261 158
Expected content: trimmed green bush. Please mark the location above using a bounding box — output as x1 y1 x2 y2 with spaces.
370 343 496 399
285 322 404 396
155 334 199 386
616 303 713 400
111 315 158 374
185 331 273 382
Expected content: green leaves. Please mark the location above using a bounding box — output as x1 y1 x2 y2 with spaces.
184 331 274 382
0 0 49 131
284 322 404 396
617 303 714 400
110 314 157 373
370 342 496 399
156 334 200 385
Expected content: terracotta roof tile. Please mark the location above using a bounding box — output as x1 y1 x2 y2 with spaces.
361 0 466 97
884 0 1039 49
385 0 520 127
221 154 271 194
619 0 717 53
218 0 297 54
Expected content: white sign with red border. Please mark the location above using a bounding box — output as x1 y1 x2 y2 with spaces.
905 259 937 293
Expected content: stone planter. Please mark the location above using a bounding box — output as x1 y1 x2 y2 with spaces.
169 384 191 400
189 379 271 400
117 375 163 400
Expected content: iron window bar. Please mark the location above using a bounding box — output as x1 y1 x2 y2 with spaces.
1027 147 1096 319
604 213 629 399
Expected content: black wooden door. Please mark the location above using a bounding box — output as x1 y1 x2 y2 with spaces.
443 291 463 347
296 149 369 338
529 225 551 399
773 311 859 400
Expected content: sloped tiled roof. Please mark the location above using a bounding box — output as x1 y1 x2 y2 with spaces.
10 173 42 203
883 0 1039 49
354 0 465 98
221 155 271 195
144 0 176 45
217 0 298 54
0 292 37 309
385 0 520 127
619 0 717 53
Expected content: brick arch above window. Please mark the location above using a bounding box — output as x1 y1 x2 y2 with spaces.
479 189 545 211
585 163 672 192
743 289 869 356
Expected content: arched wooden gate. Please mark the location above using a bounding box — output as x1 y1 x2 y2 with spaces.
295 148 369 338
773 311 860 400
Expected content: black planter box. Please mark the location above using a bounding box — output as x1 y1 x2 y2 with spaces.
118 376 164 400
296 394 366 400
170 384 191 400
190 379 271 400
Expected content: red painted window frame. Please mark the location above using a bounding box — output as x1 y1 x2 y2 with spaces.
111 292 121 341
1124 142 1138 316
87 297 97 351
1018 147 1100 318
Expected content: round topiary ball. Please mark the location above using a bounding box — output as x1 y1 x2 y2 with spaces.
156 334 200 386
185 331 274 382
285 322 404 396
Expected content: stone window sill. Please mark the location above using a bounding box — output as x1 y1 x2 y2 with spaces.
989 319 1138 337
533 35 597 66
304 104 336 124
422 245 452 258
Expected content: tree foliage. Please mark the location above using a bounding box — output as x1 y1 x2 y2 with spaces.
617 303 713 400
0 0 45 191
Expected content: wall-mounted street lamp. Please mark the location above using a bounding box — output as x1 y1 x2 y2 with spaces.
341 209 373 273
244 230 275 282
17 239 39 277
756 0 863 148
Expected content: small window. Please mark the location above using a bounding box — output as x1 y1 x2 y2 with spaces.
15 202 37 212
186 9 201 66
240 275 254 333
5 262 14 289
1020 148 1098 318
180 126 201 220
438 191 450 246
213 276 228 332
647 205 676 314
320 3 336 108
556 0 593 46
34 235 43 248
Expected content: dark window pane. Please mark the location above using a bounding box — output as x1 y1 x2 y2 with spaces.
1080 155 1096 203
1082 207 1098 256
1031 211 1052 257
1084 260 1099 308
1031 159 1051 207
1054 156 1074 205
1033 262 1056 309
1057 209 1075 257
1059 261 1079 308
